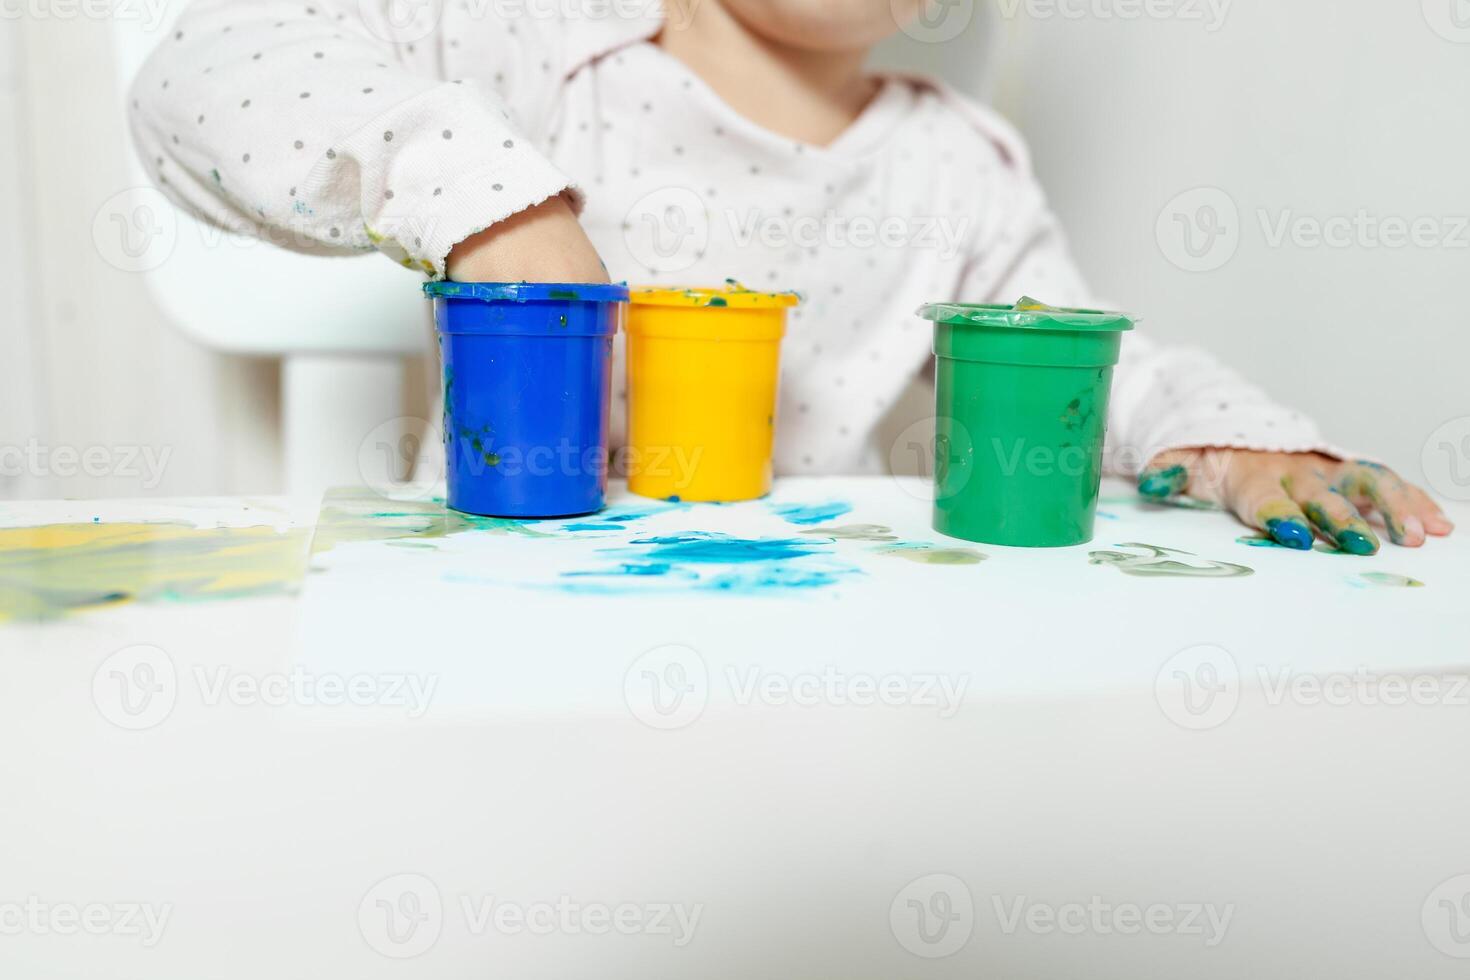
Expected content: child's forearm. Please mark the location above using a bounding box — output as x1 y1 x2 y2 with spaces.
129 0 580 278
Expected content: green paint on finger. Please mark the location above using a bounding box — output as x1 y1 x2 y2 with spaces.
1138 465 1189 499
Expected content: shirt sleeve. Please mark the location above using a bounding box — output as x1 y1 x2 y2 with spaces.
128 0 624 277
953 111 1344 476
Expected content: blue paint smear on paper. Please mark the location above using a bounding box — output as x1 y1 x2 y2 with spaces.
562 522 627 532
623 533 827 563
549 531 859 595
768 501 853 526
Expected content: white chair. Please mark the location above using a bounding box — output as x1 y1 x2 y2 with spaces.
110 3 428 494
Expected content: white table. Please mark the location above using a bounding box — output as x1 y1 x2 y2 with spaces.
2 478 1468 979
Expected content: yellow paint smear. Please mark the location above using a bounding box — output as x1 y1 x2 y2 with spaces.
0 521 310 623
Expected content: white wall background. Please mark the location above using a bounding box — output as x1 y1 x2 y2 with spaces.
2 0 1466 498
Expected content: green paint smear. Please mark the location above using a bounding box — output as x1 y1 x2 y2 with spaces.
1359 572 1425 588
1089 542 1253 578
875 543 987 565
802 524 899 542
310 487 551 557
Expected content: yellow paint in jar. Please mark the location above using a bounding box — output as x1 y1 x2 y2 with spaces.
625 282 799 502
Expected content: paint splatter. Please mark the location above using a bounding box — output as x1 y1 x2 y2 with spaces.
1357 572 1425 588
875 543 987 565
310 487 551 556
547 531 859 595
802 524 899 542
0 521 310 622
1095 510 1120 521
1101 494 1222 513
768 501 853 526
1089 542 1254 579
1237 535 1285 549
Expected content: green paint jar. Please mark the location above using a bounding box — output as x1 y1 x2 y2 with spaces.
917 303 1135 548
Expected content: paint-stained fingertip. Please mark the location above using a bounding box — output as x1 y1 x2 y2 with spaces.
1138 465 1188 499
1265 518 1314 551
1336 529 1379 556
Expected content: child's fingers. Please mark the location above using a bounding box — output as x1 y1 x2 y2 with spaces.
1226 469 1315 550
1403 482 1455 536
1285 469 1380 556
1336 462 1425 547
1137 450 1198 499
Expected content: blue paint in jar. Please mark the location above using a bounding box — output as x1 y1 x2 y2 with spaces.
426 281 628 518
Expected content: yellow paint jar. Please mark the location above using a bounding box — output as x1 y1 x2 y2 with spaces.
625 284 800 502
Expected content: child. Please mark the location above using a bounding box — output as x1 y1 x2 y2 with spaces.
131 0 1451 553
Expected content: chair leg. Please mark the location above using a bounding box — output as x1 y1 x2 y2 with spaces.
282 354 405 497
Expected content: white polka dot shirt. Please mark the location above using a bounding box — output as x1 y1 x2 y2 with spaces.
129 0 1340 476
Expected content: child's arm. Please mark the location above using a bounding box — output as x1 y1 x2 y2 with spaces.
954 120 1450 552
128 0 626 282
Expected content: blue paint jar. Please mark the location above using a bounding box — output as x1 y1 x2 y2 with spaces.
425 281 628 518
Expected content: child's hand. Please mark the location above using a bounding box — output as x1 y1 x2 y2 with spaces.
446 194 609 284
1138 449 1454 554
